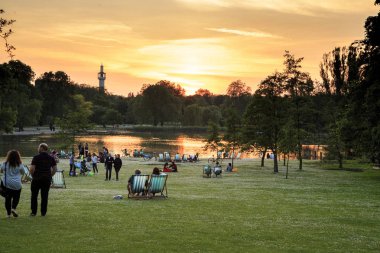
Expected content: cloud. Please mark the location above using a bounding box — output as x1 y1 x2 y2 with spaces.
176 0 375 16
206 28 282 38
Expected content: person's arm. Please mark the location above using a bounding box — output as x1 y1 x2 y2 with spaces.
29 165 36 176
51 165 57 176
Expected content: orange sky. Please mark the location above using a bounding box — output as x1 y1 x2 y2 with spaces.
1 0 377 95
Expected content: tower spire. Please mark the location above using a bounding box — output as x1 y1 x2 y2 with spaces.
98 64 106 93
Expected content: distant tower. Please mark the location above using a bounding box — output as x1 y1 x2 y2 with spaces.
98 64 106 93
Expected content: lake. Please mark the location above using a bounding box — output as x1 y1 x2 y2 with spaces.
0 132 247 159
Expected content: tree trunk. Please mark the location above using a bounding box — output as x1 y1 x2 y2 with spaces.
231 146 235 171
298 147 303 171
286 154 289 179
261 148 267 167
273 151 278 173
283 153 286 166
338 153 343 169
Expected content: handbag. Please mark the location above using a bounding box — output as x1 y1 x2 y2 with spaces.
0 162 9 198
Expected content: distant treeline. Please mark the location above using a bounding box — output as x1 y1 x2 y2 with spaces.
0 2 379 167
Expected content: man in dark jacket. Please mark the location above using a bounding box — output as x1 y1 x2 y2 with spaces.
104 153 114 181
29 143 57 216
113 154 122 181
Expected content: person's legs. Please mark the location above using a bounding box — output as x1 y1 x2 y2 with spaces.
115 168 119 180
105 168 109 180
5 192 12 216
11 189 21 210
40 177 51 216
108 167 112 180
30 179 40 215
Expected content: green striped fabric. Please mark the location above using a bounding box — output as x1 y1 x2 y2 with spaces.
131 175 148 193
148 175 167 194
204 165 211 174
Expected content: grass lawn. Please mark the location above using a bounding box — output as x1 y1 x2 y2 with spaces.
1 157 379 253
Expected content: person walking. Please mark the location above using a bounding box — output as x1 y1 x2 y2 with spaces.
104 153 114 181
113 154 122 181
0 150 25 218
29 143 57 216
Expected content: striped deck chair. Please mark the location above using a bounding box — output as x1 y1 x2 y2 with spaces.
158 153 164 162
236 152 242 159
128 174 149 199
203 165 212 178
147 174 168 198
164 152 171 161
51 170 66 188
22 165 33 183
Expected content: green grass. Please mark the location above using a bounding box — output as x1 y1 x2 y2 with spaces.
1 158 379 253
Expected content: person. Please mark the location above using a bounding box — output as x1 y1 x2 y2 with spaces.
69 153 75 176
104 153 114 181
30 143 57 216
226 163 232 172
169 161 178 172
0 150 25 218
84 143 89 157
162 162 172 172
152 167 160 175
91 153 98 174
113 154 122 181
128 169 146 196
78 143 82 157
214 162 222 176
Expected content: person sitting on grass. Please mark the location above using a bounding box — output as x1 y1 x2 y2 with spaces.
169 161 178 172
163 162 175 172
226 163 232 172
214 162 222 176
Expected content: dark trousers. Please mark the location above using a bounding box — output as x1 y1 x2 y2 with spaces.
105 167 112 180
92 163 98 173
115 168 120 180
5 188 21 215
31 176 51 216
70 163 74 172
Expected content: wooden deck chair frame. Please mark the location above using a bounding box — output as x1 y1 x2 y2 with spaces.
203 165 212 178
147 174 168 199
22 165 33 183
128 174 149 199
51 170 66 188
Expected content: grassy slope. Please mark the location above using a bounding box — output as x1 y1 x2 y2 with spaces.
0 158 379 253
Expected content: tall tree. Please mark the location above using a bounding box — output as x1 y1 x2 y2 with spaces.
283 51 314 170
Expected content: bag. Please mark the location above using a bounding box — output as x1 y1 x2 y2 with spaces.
0 162 9 198
0 180 8 198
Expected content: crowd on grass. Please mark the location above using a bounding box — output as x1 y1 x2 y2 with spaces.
1 141 239 218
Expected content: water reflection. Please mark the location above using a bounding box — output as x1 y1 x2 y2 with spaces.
0 133 244 158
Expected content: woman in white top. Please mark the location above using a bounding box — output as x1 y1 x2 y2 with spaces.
0 150 25 218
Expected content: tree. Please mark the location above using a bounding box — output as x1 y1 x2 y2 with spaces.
0 9 16 59
244 72 286 173
283 51 314 170
223 108 241 170
56 94 93 149
204 122 222 157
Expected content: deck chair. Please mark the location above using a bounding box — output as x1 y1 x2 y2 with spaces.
22 165 33 183
236 152 242 159
164 152 171 161
147 174 168 198
51 170 66 188
203 165 212 178
213 166 222 177
128 174 149 199
174 154 181 162
158 153 164 162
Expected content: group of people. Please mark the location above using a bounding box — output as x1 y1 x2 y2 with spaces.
163 161 177 172
0 143 57 218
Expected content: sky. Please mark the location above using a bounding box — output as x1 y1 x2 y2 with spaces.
1 0 378 95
